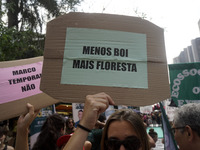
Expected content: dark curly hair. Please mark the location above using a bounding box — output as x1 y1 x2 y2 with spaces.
32 113 66 150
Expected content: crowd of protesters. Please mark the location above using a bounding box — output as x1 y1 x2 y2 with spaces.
0 101 161 150
1 93 200 150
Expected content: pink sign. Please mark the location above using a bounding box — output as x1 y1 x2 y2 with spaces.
0 62 43 104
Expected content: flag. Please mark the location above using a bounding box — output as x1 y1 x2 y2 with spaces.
168 62 200 107
160 102 178 150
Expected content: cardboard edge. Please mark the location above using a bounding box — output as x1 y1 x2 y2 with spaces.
0 93 59 121
0 56 43 68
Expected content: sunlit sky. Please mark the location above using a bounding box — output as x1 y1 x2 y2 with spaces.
76 0 200 64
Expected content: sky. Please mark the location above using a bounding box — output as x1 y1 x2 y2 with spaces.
77 0 200 64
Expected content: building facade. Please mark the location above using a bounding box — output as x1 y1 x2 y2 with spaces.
173 37 200 63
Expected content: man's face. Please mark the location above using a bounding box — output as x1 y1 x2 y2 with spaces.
172 125 189 150
78 111 83 120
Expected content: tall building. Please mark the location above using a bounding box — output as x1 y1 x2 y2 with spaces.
186 46 194 62
173 57 180 64
173 37 200 64
191 37 200 62
173 18 200 64
179 51 188 63
198 19 200 32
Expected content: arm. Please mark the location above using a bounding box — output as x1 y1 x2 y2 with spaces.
63 92 115 150
15 103 39 150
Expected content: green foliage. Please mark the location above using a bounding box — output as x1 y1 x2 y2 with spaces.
4 0 83 32
0 21 44 61
0 0 82 61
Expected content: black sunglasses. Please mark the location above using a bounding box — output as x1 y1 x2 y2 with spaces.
171 126 185 134
105 136 141 150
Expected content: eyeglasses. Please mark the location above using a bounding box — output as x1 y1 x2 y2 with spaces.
171 126 185 134
105 136 141 150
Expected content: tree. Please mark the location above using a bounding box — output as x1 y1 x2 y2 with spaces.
4 0 82 32
0 22 44 61
0 0 82 61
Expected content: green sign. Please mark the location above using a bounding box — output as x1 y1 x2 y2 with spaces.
61 28 148 88
169 63 200 106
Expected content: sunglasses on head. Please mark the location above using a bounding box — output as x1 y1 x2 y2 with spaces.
105 136 141 150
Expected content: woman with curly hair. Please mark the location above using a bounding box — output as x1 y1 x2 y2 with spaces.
32 113 66 150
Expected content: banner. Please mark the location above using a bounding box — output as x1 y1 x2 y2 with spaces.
0 57 58 121
169 62 200 107
0 61 43 104
140 105 152 114
160 102 178 150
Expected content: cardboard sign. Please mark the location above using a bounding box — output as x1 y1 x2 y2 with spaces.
40 12 170 106
0 57 58 121
61 28 147 88
169 62 200 107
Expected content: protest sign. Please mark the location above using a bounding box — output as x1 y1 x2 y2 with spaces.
140 105 153 114
169 62 200 107
0 57 58 121
40 12 170 106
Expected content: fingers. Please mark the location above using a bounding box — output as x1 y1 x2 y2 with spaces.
27 103 40 118
87 92 115 106
27 103 35 116
81 92 114 129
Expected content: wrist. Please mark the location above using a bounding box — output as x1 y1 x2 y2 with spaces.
17 126 29 136
80 120 93 130
77 124 91 132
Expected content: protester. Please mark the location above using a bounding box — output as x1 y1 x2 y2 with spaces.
64 92 151 150
15 93 154 150
32 113 66 150
15 103 39 150
66 118 76 134
148 128 158 143
0 126 14 150
172 103 200 150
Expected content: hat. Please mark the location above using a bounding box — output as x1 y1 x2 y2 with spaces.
56 134 71 148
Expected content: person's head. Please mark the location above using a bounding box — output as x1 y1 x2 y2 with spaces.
0 125 9 145
41 113 66 135
101 109 149 150
0 126 6 145
172 103 200 150
66 118 74 129
148 128 158 143
32 113 66 150
78 110 83 120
